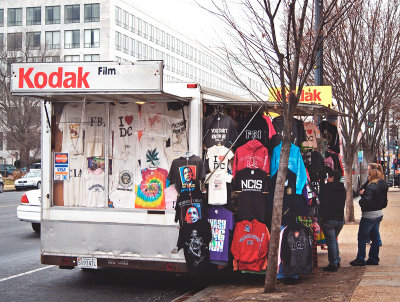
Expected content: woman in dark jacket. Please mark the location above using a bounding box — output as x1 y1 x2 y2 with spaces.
350 163 388 266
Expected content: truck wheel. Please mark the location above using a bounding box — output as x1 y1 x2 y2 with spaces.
36 181 41 189
32 223 41 233
0 183 3 193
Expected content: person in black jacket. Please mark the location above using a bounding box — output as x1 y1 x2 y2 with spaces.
350 163 388 266
319 170 346 272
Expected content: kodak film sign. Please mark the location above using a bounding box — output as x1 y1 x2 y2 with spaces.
268 86 332 107
10 61 163 94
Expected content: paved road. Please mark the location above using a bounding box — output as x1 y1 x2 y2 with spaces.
0 191 203 302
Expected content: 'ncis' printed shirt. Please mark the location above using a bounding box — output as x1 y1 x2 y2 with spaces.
233 168 269 224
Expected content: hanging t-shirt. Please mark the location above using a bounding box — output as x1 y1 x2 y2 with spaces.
302 122 320 149
110 103 141 159
232 140 270 177
138 134 169 170
203 113 238 148
207 206 234 262
168 155 205 193
206 172 233 205
84 103 106 158
272 116 306 147
63 154 87 207
236 112 270 149
177 220 212 274
165 107 189 164
165 185 178 209
174 189 206 227
280 223 313 276
206 145 234 173
135 167 169 209
109 159 139 208
83 171 106 208
233 168 269 223
319 121 340 154
140 102 170 137
59 103 84 155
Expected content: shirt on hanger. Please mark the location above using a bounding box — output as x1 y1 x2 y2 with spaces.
84 103 106 158
109 159 139 208
138 134 169 170
302 122 320 149
175 189 206 227
135 167 169 209
207 206 235 262
206 145 234 173
203 113 238 148
59 103 84 155
63 154 87 207
168 155 205 193
140 102 170 137
206 172 233 205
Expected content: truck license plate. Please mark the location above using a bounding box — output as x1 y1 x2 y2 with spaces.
77 257 97 269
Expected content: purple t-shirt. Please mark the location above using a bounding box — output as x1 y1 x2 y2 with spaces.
207 206 234 262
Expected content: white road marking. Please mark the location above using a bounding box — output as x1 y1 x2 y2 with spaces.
0 205 17 208
0 265 55 282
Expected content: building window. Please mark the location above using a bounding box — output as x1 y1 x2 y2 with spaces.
84 29 99 48
84 54 100 61
26 32 41 50
115 32 121 51
45 56 60 62
123 11 129 29
45 31 60 49
45 6 60 24
7 32 22 50
64 55 80 62
26 7 41 25
130 15 135 32
137 18 142 35
115 7 121 26
143 21 148 39
84 3 99 22
0 9 4 27
65 30 80 48
7 8 22 26
123 34 128 54
0 33 4 49
149 24 154 42
65 5 80 24
130 38 135 56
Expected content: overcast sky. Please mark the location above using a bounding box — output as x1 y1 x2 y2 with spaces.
135 0 222 45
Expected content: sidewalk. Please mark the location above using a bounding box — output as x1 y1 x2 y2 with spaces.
184 188 400 302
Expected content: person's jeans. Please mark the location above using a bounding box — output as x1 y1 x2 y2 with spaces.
357 216 383 264
320 220 344 267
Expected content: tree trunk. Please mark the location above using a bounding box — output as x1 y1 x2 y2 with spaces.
264 138 291 292
344 155 355 222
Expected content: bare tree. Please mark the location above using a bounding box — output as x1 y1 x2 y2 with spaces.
0 40 60 168
205 0 354 291
324 0 400 222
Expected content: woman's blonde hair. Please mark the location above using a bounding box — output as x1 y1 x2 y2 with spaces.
368 163 384 184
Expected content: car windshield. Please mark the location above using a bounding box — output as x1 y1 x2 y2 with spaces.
24 170 41 178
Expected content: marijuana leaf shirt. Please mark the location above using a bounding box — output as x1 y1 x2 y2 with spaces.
138 134 169 170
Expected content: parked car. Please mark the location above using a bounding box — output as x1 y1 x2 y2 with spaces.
0 174 4 193
0 164 16 177
17 189 41 233
14 169 41 191
29 163 41 170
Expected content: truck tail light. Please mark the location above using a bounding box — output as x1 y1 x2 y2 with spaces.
21 193 29 204
187 84 198 88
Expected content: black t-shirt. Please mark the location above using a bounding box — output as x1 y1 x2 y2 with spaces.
236 112 270 149
177 220 212 274
319 121 339 153
203 114 238 148
233 168 269 223
168 155 205 193
266 169 306 228
175 189 207 227
272 116 306 147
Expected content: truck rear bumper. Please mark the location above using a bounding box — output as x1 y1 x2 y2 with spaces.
41 254 188 272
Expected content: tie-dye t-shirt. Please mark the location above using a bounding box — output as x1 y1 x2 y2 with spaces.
135 167 169 209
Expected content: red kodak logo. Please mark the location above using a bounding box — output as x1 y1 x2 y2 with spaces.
276 89 322 102
18 67 90 89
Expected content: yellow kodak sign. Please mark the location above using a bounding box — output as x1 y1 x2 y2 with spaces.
269 86 332 107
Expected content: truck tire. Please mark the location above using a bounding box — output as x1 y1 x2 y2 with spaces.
36 181 41 189
32 223 41 233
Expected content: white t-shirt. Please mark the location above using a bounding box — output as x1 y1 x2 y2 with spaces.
63 154 87 207
206 145 234 173
59 103 84 155
109 159 140 208
206 172 233 205
83 171 106 208
110 103 141 159
165 108 189 164
84 103 106 157
140 102 170 136
138 134 169 170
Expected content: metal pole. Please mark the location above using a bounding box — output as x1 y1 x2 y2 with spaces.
387 110 390 180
